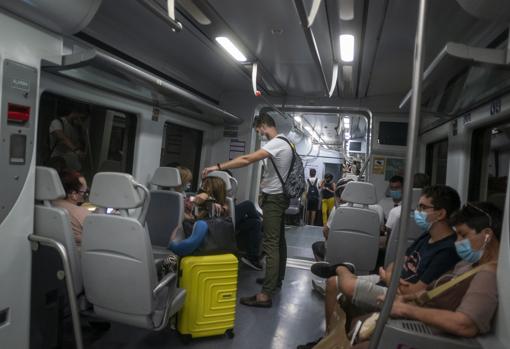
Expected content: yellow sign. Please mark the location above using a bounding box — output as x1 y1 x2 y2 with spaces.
373 156 385 175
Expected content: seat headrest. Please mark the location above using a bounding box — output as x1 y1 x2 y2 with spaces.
207 171 232 191
341 181 377 205
36 166 65 201
89 172 145 209
151 167 181 188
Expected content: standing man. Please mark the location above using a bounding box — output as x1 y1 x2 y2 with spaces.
48 102 87 171
202 113 292 307
306 168 319 225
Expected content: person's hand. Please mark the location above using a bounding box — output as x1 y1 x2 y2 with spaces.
202 165 219 178
379 266 392 285
195 193 208 204
213 203 223 215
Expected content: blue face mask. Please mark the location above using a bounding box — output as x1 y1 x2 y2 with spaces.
390 190 402 200
455 239 483 263
413 210 431 232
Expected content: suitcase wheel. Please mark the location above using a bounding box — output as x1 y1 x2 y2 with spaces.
226 329 235 339
179 333 192 344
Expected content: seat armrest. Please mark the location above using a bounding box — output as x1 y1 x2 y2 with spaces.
153 272 176 296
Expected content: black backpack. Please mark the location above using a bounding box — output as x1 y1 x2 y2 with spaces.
307 178 319 201
269 136 306 199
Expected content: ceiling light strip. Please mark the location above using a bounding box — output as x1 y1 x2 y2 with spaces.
215 37 247 62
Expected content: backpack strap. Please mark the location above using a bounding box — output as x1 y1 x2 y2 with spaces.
416 263 493 305
268 136 295 188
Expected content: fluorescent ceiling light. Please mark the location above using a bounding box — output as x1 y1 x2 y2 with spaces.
339 34 354 62
343 116 350 124
294 116 302 123
345 133 351 140
215 37 247 62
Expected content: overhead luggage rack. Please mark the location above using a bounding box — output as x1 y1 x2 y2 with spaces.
42 48 242 125
399 42 510 110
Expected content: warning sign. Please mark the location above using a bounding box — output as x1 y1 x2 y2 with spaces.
373 156 385 175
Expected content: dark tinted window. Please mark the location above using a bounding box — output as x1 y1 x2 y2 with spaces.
378 122 408 146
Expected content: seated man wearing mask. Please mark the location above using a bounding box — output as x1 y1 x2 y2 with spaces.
351 202 502 348
299 185 461 348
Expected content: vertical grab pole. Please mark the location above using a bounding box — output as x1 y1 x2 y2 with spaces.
367 0 428 348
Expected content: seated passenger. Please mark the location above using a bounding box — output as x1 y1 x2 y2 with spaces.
168 176 230 256
378 175 404 220
52 169 90 246
236 200 263 270
299 185 461 348
351 202 502 348
385 172 430 236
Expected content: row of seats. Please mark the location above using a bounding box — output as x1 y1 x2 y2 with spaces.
33 166 187 346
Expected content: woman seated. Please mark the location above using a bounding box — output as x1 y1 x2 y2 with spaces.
168 176 229 256
52 169 90 246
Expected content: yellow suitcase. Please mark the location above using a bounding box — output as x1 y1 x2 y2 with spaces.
178 253 238 340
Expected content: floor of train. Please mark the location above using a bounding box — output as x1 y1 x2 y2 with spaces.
70 225 326 349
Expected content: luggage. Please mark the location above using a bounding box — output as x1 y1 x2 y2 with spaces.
178 253 238 340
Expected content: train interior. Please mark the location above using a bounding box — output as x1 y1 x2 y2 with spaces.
1 0 510 348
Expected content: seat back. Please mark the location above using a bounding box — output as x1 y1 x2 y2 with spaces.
82 173 157 321
34 166 83 294
146 167 184 247
207 171 236 228
326 182 380 273
285 197 301 215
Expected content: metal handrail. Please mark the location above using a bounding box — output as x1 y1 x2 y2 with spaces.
28 234 84 349
368 0 428 347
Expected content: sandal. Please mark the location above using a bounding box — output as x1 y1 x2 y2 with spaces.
240 294 272 308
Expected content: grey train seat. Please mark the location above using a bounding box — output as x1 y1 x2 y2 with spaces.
146 167 184 250
33 166 84 296
81 172 186 330
326 181 380 274
207 170 236 228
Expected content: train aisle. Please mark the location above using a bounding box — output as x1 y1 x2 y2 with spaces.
70 225 325 349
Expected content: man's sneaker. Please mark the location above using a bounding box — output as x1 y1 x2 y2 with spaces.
310 261 356 278
240 257 263 271
297 337 322 349
311 279 326 296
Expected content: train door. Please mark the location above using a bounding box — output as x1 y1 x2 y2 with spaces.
468 122 510 210
160 121 203 191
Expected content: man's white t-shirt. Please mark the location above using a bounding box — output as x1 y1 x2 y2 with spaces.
385 205 402 231
49 117 80 157
261 134 293 194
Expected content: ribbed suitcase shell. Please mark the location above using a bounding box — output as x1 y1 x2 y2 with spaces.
178 254 238 338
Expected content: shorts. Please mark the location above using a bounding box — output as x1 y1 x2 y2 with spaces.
351 275 387 312
307 198 319 211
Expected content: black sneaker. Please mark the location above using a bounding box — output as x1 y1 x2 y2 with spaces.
310 262 356 278
240 257 263 271
297 337 322 349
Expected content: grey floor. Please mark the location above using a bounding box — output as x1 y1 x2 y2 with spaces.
77 225 326 349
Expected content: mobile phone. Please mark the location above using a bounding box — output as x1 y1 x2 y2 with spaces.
189 196 196 202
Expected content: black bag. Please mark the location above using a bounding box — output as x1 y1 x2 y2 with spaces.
307 178 319 201
182 217 237 255
196 216 237 255
269 136 306 199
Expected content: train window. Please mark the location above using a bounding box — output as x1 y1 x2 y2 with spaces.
160 122 203 191
36 92 137 183
468 122 509 210
425 139 448 185
378 122 408 146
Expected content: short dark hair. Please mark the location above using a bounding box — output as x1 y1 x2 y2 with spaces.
421 185 461 218
451 202 503 241
59 169 83 196
309 168 316 176
325 173 333 181
389 175 404 185
413 173 430 188
252 112 276 128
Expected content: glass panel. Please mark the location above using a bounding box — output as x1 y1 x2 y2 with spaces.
425 139 448 185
